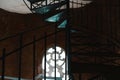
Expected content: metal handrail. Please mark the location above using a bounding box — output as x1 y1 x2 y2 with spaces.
0 29 64 60
72 25 120 48
23 0 34 13
0 23 51 42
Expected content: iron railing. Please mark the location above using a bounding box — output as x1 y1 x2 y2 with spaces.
1 0 120 80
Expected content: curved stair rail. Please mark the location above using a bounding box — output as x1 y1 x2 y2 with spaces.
23 0 33 13
23 0 46 13
0 0 74 80
88 75 106 80
0 24 65 80
23 0 68 28
0 0 70 80
23 0 72 80
1 0 120 80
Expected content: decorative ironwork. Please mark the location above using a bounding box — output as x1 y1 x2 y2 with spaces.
42 46 68 80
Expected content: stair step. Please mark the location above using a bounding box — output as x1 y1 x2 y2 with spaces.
70 29 77 33
88 75 105 80
71 43 113 46
71 62 120 73
45 11 65 22
27 0 45 4
71 51 120 57
71 39 102 44
70 29 94 36
0 75 30 80
71 33 96 38
58 20 67 28
32 1 67 14
71 35 92 38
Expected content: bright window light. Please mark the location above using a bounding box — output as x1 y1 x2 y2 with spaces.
42 46 69 80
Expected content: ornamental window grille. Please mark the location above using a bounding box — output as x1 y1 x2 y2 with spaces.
42 46 69 80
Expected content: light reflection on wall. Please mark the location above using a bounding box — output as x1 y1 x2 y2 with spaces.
0 0 92 14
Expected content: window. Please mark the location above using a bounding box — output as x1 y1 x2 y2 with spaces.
42 46 69 80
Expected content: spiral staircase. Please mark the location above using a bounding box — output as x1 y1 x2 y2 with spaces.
25 0 120 80
24 0 71 80
24 0 68 27
1 0 120 80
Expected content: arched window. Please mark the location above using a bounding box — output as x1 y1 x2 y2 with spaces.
42 46 69 80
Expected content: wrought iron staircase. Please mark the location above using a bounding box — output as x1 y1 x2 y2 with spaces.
0 0 120 80
24 0 68 27
88 75 106 80
0 0 70 80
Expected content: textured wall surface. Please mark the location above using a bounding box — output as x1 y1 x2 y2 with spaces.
0 8 66 79
0 0 120 79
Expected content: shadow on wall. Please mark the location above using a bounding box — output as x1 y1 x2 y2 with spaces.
0 8 47 38
0 8 66 79
70 0 120 40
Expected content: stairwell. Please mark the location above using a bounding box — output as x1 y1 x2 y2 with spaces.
0 0 120 80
